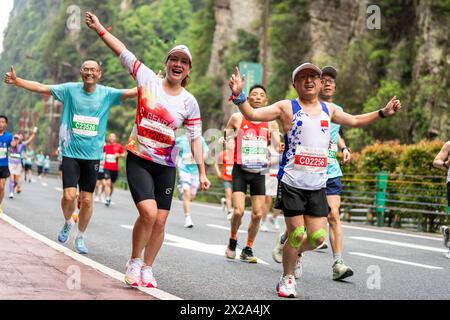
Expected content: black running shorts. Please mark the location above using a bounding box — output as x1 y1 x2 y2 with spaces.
0 166 10 179
104 169 119 183
62 157 100 193
24 164 32 171
126 152 176 210
232 164 266 196
275 181 329 217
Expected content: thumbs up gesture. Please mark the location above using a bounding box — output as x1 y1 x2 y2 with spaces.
4 66 17 85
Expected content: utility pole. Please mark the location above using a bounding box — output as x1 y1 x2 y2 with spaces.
262 0 269 87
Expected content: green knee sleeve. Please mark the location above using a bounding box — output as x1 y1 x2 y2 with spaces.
289 226 306 249
309 228 327 248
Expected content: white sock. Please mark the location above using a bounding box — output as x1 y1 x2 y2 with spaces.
77 231 84 238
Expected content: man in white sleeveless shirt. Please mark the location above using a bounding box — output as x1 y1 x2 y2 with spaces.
228 63 401 298
433 141 450 259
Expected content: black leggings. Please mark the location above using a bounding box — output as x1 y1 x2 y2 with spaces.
126 152 176 210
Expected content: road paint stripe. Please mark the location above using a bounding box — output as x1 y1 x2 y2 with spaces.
121 225 269 265
0 214 182 300
55 187 63 192
350 236 447 253
41 182 48 187
348 252 443 270
207 224 247 234
343 225 441 241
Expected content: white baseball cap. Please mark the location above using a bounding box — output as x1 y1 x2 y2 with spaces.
166 45 192 66
291 62 322 83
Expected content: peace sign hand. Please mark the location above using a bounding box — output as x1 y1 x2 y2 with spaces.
228 66 245 97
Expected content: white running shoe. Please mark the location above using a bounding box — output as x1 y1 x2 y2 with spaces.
440 226 449 248
184 215 194 228
124 258 142 287
445 250 450 259
8 192 13 199
294 253 304 279
276 275 298 298
141 266 158 288
220 197 226 211
227 211 233 221
94 196 100 202
315 241 328 250
260 221 268 232
272 232 287 263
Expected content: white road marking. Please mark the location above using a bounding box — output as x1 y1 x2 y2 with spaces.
121 225 269 265
349 252 443 270
350 236 447 253
207 224 247 234
55 187 63 192
0 214 182 300
41 182 48 187
343 225 441 241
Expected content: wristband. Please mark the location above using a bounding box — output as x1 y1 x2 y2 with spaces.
229 91 246 105
342 147 350 152
98 29 107 37
378 109 386 118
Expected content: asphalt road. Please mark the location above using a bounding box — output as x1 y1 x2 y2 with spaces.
3 176 450 300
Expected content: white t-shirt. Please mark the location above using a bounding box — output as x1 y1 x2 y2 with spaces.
120 49 202 167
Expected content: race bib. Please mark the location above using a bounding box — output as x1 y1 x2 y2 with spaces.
328 142 338 164
294 145 327 173
225 165 233 176
241 138 268 170
72 115 99 137
139 118 175 148
106 154 116 163
10 153 21 159
0 147 7 159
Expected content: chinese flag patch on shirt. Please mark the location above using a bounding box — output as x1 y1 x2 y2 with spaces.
321 120 329 128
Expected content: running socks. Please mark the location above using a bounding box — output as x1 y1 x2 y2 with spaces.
333 253 343 264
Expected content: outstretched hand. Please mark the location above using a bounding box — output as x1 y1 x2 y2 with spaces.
228 66 245 97
382 96 402 117
85 11 102 31
4 66 17 85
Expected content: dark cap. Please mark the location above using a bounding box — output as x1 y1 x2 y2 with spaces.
321 66 337 79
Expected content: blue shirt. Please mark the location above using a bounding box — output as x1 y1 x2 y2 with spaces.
327 103 343 179
50 82 124 160
176 135 209 175
0 131 13 167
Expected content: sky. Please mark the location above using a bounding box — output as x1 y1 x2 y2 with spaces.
0 0 15 54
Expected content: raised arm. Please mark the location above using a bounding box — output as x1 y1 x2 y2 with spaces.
23 127 38 145
331 96 401 127
433 141 450 171
229 67 283 122
4 66 51 95
85 12 127 56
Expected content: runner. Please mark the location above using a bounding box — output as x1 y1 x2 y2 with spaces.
24 147 35 182
43 155 51 177
260 138 283 232
214 137 234 220
228 63 401 298
433 140 450 259
85 11 210 288
224 84 280 264
94 152 106 203
103 133 125 207
35 151 44 178
4 59 137 255
175 133 209 228
8 129 37 198
0 115 13 212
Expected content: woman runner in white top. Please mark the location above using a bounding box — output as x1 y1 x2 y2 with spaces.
86 12 211 288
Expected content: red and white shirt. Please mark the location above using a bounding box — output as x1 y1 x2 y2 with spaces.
120 49 202 167
103 142 124 171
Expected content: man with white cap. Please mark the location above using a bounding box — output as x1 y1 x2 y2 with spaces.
229 63 401 298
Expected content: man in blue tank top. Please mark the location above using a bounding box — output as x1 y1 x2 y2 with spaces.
229 63 401 298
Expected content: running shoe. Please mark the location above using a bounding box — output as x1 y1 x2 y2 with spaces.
8 192 13 199
440 226 449 248
294 253 304 279
124 258 142 287
105 198 112 207
94 196 100 202
332 259 354 280
315 241 328 250
445 249 450 259
276 275 298 298
141 266 158 288
57 222 73 243
272 232 287 263
16 186 21 194
220 197 226 211
271 217 280 231
74 235 88 254
184 215 194 228
260 221 269 232
227 210 233 221
240 246 257 263
225 238 237 259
